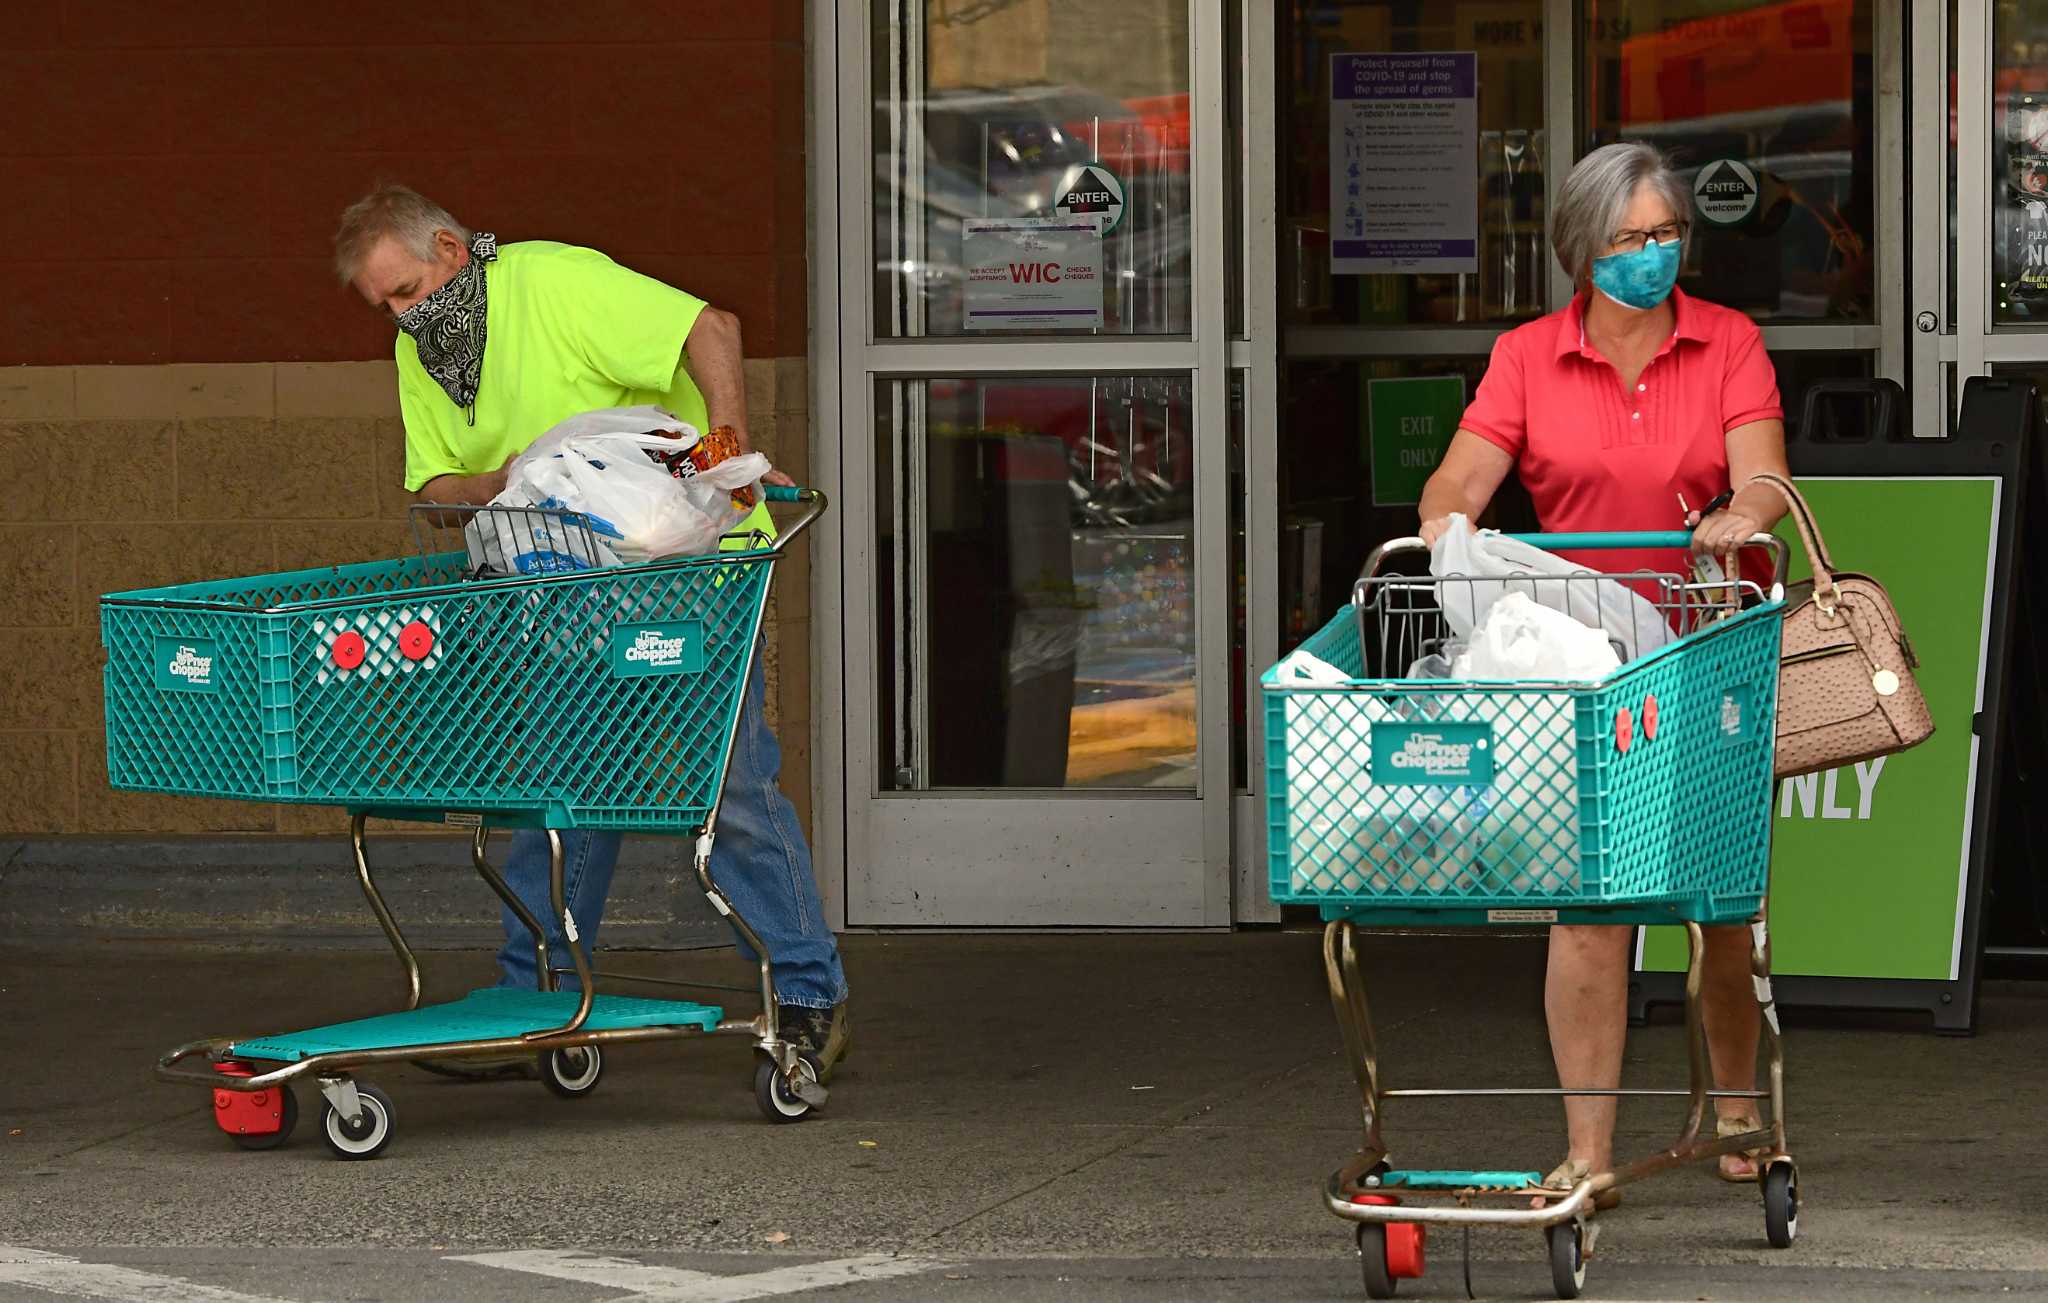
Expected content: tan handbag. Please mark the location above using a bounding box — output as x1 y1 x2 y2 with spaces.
1750 473 1934 779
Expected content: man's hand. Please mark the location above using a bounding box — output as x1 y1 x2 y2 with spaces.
414 458 511 508
683 307 800 488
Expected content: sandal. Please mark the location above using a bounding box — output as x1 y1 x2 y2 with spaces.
1715 1113 1767 1183
1534 1158 1620 1211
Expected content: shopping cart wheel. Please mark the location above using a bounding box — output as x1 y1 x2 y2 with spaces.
1355 1224 1396 1299
1763 1161 1799 1248
319 1084 396 1161
228 1084 297 1151
539 1046 603 1099
1546 1221 1586 1299
753 1052 822 1123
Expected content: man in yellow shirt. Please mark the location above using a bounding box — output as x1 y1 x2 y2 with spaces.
334 185 847 1079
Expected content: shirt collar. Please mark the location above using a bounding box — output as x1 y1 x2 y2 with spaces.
1557 285 1705 360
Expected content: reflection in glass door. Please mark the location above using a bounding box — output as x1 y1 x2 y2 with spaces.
1582 0 1888 428
875 374 1198 792
829 0 1236 927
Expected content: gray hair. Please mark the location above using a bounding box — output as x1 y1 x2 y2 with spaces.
1550 142 1692 286
332 184 471 284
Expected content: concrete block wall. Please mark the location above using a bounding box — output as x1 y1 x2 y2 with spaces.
0 358 814 838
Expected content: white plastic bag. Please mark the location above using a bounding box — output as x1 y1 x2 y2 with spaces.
512 404 701 467
462 508 622 576
1275 650 1372 891
1452 592 1622 681
1431 514 1671 662
1274 651 1475 896
495 407 768 563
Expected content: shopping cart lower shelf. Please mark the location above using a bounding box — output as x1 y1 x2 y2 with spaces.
1264 530 1799 1300
231 989 727 1060
104 488 834 1159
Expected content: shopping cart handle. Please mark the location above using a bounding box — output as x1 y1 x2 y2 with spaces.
1502 528 1788 591
763 484 807 503
1501 530 1696 550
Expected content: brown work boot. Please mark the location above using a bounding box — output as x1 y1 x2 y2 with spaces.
777 1002 851 1081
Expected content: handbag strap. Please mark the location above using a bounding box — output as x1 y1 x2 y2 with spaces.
1748 473 1841 609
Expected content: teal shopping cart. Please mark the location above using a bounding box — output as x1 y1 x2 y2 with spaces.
100 487 830 1160
1263 530 1797 1300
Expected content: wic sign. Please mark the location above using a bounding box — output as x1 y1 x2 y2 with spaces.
962 216 1105 330
1007 261 1068 283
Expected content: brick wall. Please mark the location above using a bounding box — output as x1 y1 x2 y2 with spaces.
0 3 817 839
0 1 808 364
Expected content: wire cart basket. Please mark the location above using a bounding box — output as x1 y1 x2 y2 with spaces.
1261 530 1797 1299
100 486 832 1159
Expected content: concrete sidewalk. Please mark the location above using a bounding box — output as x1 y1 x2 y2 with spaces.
3 932 2044 1297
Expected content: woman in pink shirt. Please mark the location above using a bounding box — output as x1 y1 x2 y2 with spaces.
1417 142 1791 1198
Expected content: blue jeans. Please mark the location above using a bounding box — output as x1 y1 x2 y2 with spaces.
493 648 848 1009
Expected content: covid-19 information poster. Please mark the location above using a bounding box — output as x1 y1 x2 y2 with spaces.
1329 52 1479 276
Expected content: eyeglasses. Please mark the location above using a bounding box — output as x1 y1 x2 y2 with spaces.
1608 221 1689 254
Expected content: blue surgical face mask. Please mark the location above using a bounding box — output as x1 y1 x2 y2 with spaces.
1590 237 1682 311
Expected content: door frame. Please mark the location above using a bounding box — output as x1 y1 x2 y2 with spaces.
808 0 1242 929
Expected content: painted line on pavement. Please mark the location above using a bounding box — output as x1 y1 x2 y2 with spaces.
0 1247 295 1303
445 1250 947 1301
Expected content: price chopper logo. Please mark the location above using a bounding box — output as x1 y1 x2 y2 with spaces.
1391 733 1479 778
626 629 689 668
1721 689 1746 739
169 646 212 683
1371 722 1495 787
610 620 705 678
154 637 219 692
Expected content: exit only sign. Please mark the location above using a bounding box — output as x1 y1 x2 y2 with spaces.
1367 375 1466 507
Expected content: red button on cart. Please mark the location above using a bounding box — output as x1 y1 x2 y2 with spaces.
1615 705 1635 754
399 621 434 661
330 631 366 670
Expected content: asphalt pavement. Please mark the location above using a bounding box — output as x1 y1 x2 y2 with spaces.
5 931 2045 1301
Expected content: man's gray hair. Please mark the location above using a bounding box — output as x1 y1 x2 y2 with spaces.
1550 142 1692 286
333 184 471 285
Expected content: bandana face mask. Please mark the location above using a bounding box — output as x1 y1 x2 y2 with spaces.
396 232 498 419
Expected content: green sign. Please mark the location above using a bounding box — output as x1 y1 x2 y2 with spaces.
1368 376 1464 506
610 620 706 678
154 637 219 693
1642 477 1999 982
1372 722 1496 787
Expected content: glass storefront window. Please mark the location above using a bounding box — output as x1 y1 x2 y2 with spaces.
1278 355 1539 648
1280 1 1549 327
1584 0 1877 324
1771 351 1877 436
871 1 1193 337
1993 2 2048 323
876 375 1197 791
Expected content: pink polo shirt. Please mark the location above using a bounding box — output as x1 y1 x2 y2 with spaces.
1459 287 1782 581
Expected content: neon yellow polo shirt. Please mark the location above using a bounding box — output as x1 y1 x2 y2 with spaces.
396 239 772 543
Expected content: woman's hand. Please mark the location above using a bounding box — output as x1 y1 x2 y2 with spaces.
1688 508 1763 557
1419 516 1452 547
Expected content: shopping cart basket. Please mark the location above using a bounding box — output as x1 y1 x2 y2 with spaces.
1262 530 1796 1299
101 486 831 1159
